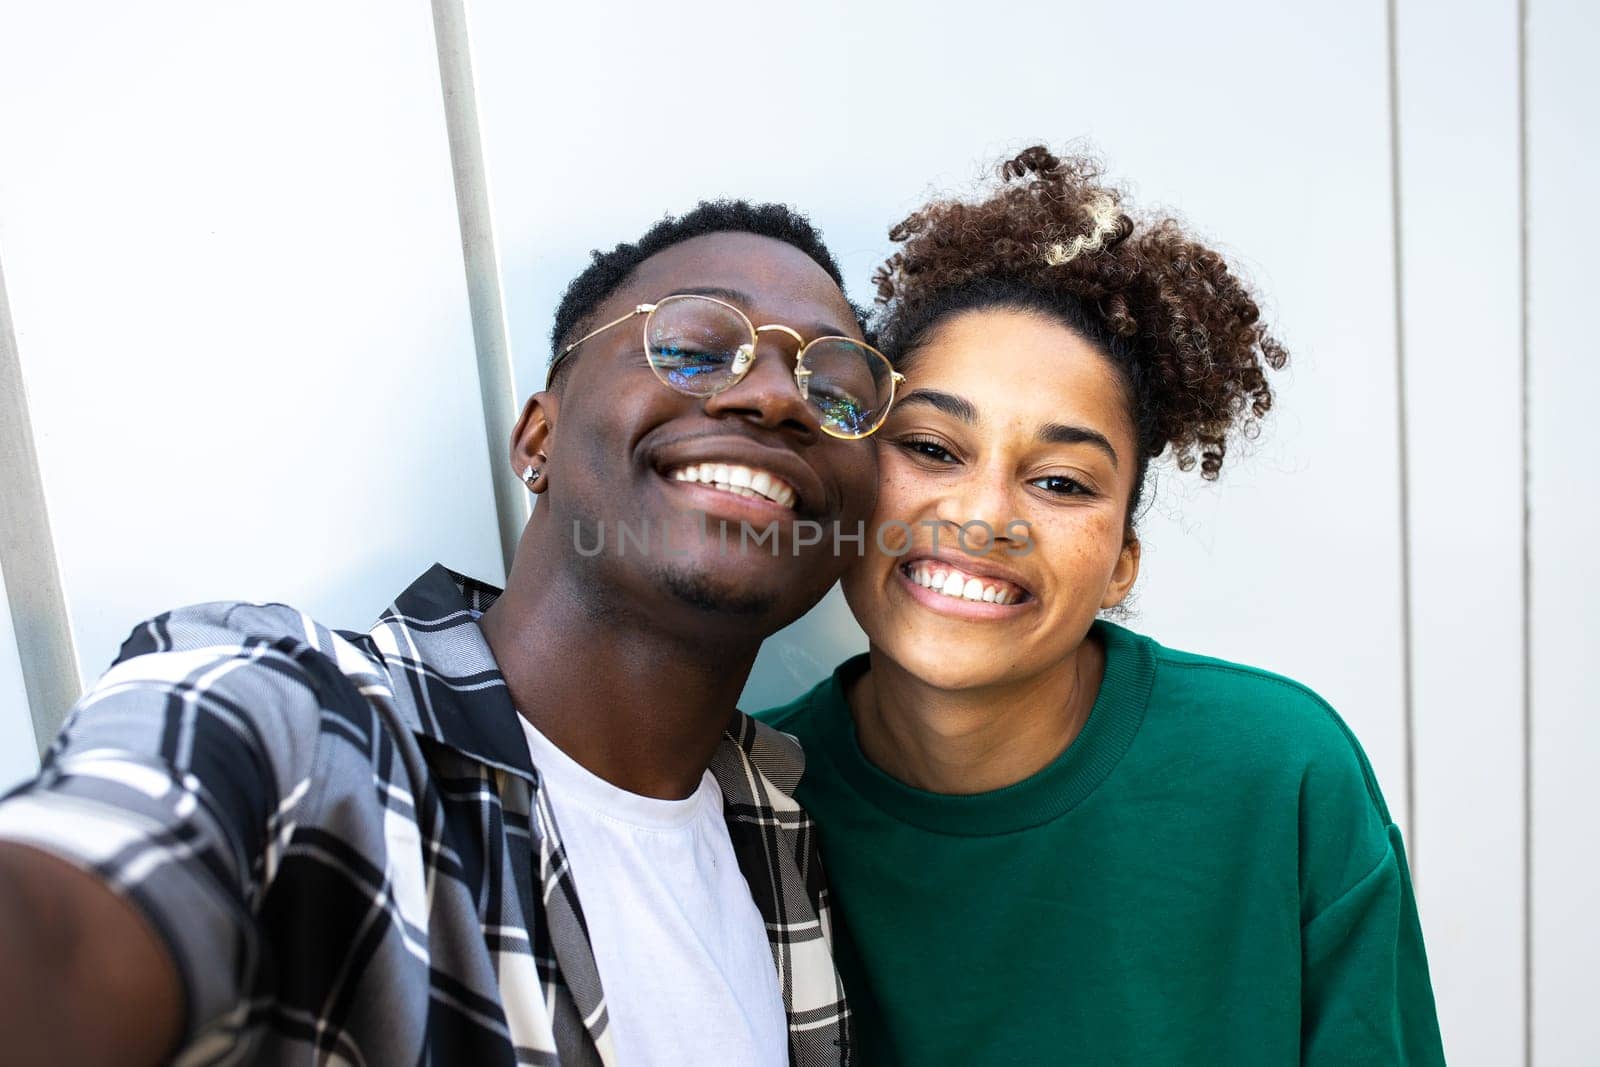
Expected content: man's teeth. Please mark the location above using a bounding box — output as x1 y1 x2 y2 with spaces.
905 561 1025 605
668 463 798 509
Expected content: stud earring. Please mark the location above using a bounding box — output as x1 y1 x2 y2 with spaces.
520 464 542 489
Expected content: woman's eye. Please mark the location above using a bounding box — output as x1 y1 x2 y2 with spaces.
1031 474 1091 496
897 437 957 464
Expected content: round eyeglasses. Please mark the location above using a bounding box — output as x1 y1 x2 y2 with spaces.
549 293 904 440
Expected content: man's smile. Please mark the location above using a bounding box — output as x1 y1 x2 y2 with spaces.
665 462 799 510
649 432 828 523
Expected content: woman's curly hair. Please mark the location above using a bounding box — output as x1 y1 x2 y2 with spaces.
872 145 1287 520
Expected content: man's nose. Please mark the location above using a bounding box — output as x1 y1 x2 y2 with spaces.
701 333 819 441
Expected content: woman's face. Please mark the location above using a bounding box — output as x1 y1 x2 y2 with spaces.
842 307 1142 693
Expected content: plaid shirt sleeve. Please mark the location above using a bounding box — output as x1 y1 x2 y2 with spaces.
0 599 355 1050
0 567 852 1065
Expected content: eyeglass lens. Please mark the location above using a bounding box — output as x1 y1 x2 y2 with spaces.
645 296 892 437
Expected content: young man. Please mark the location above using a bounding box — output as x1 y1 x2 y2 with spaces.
0 202 897 1065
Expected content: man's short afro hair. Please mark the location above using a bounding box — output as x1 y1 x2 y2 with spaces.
546 199 850 387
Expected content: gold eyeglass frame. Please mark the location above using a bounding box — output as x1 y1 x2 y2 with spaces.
548 293 905 440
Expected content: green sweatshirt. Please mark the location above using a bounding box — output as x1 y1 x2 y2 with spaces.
759 621 1444 1066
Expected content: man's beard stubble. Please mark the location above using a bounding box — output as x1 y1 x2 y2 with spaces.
653 559 781 618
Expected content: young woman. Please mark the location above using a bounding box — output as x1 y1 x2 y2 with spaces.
761 147 1444 1065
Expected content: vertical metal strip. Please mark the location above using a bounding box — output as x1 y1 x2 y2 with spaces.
1517 0 1534 1061
430 0 527 575
1384 0 1419 872
0 252 82 752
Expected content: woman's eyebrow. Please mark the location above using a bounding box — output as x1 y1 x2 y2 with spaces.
896 388 978 423
1038 422 1120 468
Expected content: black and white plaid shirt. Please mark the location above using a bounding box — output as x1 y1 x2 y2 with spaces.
0 564 850 1065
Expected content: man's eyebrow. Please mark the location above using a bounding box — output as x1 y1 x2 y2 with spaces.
665 286 856 341
1038 422 1120 468
669 285 753 305
895 389 978 423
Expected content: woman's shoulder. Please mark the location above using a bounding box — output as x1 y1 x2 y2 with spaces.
1111 623 1393 823
751 657 853 740
1129 625 1357 740
750 654 874 771
753 689 815 734
1131 625 1332 709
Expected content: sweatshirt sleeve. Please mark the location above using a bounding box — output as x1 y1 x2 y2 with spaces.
1300 811 1446 1064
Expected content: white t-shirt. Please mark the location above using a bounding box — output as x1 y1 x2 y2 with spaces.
518 716 788 1067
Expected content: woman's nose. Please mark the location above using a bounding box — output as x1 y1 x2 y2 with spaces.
932 467 1015 554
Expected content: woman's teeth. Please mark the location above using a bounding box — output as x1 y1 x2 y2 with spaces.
904 561 1025 605
668 463 798 509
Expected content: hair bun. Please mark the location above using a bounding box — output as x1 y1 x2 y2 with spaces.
873 144 1287 483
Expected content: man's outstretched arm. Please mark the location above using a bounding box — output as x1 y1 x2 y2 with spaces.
0 600 341 1063
0 842 181 1066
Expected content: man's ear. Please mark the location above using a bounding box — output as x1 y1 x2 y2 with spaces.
510 390 559 492
1100 534 1141 611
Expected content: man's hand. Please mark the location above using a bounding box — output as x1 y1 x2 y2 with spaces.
0 842 182 1066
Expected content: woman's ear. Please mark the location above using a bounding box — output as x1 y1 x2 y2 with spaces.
510 390 559 493
1100 534 1141 611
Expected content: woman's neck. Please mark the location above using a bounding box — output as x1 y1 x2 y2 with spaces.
848 633 1106 796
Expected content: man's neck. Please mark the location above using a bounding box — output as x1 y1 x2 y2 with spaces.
848 635 1105 796
478 546 760 802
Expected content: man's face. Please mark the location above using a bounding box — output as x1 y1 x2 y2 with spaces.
536 232 878 637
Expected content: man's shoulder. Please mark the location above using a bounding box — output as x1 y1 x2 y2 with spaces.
116 597 370 659
719 711 808 803
114 563 486 667
105 598 390 704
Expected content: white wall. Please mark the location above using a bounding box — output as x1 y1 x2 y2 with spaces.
1394 1 1526 1063
469 0 1412 816
0 0 505 715
0 559 39 792
1528 1 1600 1062
465 1 1591 1062
0 0 1593 1062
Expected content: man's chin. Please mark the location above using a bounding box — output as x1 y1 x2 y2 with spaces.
655 563 782 620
